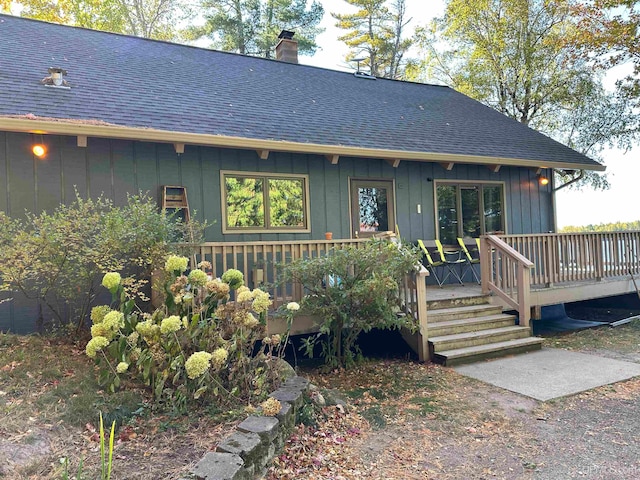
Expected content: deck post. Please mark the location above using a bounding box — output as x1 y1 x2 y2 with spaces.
516 261 531 328
531 305 542 321
479 236 490 295
416 270 429 361
595 234 604 280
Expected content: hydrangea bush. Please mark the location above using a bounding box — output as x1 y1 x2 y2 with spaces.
86 257 289 411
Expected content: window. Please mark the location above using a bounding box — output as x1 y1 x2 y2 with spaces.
350 179 395 238
436 182 505 244
221 171 310 233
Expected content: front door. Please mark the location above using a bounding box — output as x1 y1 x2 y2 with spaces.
350 179 395 238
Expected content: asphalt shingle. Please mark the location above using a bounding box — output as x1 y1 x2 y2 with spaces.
0 14 601 168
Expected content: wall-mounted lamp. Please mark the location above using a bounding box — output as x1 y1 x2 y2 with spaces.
32 133 47 158
538 175 549 186
32 143 46 158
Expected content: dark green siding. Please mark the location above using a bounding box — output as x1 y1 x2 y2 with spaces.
0 132 554 238
0 131 554 331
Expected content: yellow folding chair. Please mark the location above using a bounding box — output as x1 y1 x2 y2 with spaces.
435 239 465 284
457 237 481 284
418 240 464 287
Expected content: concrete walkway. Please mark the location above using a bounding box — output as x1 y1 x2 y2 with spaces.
454 348 640 401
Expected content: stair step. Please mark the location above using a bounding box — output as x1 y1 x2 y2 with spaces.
428 314 516 336
426 294 491 310
427 304 504 323
429 326 530 352
433 337 544 366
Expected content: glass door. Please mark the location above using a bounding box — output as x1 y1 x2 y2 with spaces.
460 186 481 239
350 179 395 238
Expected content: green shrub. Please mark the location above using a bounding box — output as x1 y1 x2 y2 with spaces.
282 239 422 369
0 192 206 333
86 260 289 412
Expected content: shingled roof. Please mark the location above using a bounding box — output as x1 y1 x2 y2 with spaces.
0 14 603 171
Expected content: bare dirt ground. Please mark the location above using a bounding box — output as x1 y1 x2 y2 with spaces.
270 321 640 480
4 320 640 479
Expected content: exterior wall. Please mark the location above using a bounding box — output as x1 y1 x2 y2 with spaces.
0 131 554 332
1 132 554 241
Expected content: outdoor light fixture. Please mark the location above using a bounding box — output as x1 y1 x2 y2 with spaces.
539 175 549 186
32 133 47 158
32 144 46 157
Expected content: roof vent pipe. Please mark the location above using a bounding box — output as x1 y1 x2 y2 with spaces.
41 67 70 89
51 68 64 86
275 30 298 64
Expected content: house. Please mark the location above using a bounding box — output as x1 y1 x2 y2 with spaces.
3 14 631 364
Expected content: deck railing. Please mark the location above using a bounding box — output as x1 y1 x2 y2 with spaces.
480 235 535 327
190 237 429 358
191 238 368 307
500 231 640 287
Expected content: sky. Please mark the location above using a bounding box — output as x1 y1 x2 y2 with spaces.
300 0 639 229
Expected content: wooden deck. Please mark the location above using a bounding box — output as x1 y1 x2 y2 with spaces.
189 231 640 362
426 284 484 303
426 273 639 314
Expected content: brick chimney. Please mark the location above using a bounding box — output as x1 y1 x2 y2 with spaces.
275 30 298 64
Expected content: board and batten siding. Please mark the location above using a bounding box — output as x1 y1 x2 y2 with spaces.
0 131 554 332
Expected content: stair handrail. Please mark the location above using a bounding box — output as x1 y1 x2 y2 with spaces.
402 263 429 361
387 234 430 361
480 235 535 327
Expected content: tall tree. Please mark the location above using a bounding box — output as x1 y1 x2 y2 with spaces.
417 0 632 188
333 0 414 79
572 1 640 115
11 0 188 40
195 0 324 57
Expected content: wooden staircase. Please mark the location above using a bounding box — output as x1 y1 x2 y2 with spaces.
427 294 543 366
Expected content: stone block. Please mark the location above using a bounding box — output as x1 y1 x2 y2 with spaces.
284 376 310 390
270 387 304 408
276 400 294 431
192 452 249 480
237 415 280 443
217 431 266 469
273 429 286 451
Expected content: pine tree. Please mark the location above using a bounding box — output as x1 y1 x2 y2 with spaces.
196 0 324 58
332 0 414 79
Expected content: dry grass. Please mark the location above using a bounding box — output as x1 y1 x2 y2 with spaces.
270 321 640 479
269 360 541 479
4 318 640 479
0 333 237 479
542 318 640 353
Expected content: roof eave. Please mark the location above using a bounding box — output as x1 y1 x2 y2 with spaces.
0 117 606 172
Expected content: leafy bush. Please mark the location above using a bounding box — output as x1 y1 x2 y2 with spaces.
86 259 289 412
0 192 206 333
282 239 422 369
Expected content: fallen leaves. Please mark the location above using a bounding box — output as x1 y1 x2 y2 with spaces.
0 361 21 372
267 405 369 479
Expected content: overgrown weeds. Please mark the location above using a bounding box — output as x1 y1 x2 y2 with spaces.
282 239 422 369
0 192 207 335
